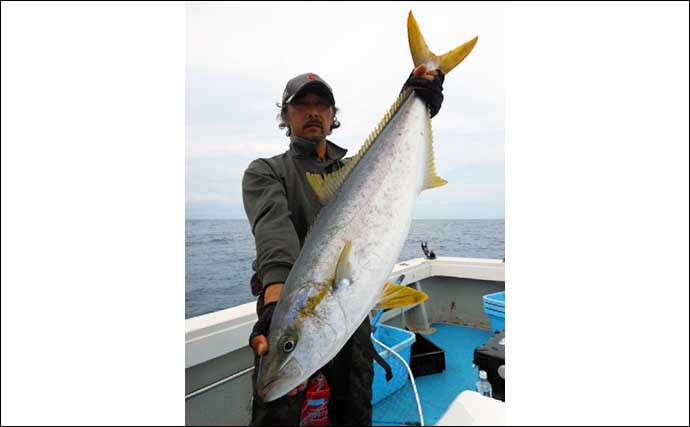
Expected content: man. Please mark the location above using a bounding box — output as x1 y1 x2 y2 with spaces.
242 65 444 425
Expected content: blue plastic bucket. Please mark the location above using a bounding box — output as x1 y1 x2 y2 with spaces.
484 307 505 332
483 291 505 332
371 324 416 404
483 291 505 312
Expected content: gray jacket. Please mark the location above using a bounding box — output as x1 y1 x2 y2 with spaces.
242 136 348 291
243 136 375 426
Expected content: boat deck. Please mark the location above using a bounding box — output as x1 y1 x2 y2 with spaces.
373 323 494 426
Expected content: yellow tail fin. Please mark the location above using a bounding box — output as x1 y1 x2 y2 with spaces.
407 11 478 74
374 281 429 310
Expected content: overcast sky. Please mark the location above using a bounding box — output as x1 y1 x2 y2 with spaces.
186 2 504 219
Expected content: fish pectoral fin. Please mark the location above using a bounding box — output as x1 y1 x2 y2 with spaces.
374 282 429 310
334 241 353 285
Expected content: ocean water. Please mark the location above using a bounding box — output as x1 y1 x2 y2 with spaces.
186 219 504 319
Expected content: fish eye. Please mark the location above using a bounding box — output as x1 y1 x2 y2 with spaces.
279 335 297 353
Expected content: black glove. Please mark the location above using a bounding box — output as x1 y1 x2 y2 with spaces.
401 70 445 118
249 301 276 349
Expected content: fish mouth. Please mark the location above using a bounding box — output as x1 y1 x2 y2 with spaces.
256 359 280 401
256 355 304 402
258 374 298 402
258 377 280 402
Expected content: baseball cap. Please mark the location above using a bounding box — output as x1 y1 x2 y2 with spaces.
282 73 335 106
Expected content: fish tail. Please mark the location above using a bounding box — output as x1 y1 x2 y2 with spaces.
407 11 478 75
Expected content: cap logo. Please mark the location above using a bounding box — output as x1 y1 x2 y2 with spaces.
308 74 317 80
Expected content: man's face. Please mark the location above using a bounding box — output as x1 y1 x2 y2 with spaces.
285 90 334 142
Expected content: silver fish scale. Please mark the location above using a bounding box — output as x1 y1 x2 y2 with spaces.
258 95 434 401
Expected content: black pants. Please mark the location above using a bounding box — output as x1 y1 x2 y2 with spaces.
250 318 374 426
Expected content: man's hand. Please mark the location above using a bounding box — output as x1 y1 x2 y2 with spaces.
249 301 275 357
402 64 445 118
250 283 307 397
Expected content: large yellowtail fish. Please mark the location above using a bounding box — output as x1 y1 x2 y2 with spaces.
257 11 478 401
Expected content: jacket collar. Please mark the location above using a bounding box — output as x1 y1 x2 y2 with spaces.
289 136 347 161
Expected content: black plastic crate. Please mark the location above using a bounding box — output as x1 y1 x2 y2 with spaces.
409 333 445 377
473 330 505 401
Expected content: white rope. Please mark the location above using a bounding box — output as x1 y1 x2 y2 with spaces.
371 333 425 426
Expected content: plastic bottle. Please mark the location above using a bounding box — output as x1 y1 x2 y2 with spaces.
476 370 493 398
299 373 330 426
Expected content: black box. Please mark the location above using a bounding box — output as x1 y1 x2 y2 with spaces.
410 333 445 377
473 331 505 401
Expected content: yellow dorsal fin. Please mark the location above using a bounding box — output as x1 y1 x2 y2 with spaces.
374 281 429 310
422 114 448 191
306 89 414 205
407 11 478 75
307 11 473 203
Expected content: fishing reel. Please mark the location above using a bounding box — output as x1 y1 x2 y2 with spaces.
421 241 436 260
